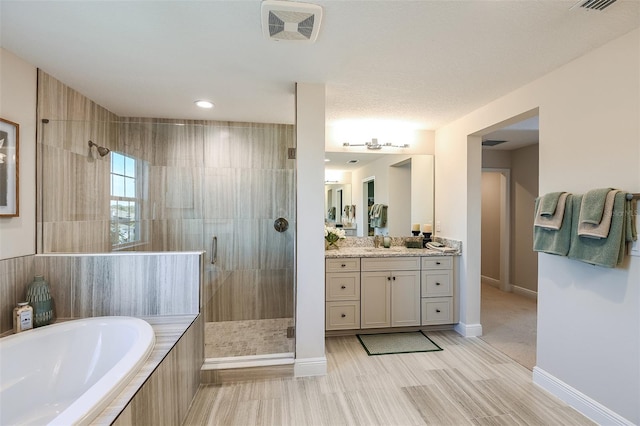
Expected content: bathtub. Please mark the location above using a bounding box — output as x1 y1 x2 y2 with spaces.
0 316 155 425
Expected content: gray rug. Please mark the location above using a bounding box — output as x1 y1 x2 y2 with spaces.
356 331 443 356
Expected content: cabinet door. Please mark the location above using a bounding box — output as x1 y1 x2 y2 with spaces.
326 301 360 330
391 270 421 327
326 272 360 301
421 271 452 297
421 297 453 325
361 271 391 328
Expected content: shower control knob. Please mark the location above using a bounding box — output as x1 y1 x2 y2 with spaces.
273 218 289 233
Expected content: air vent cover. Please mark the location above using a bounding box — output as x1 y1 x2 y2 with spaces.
579 0 617 10
482 140 508 147
261 0 323 42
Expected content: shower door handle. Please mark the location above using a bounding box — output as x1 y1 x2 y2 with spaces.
211 236 218 265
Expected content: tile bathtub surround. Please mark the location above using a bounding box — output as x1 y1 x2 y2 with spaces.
34 252 202 319
96 314 203 426
0 255 36 335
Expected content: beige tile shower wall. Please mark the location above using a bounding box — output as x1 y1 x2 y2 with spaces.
34 252 202 319
200 122 295 321
0 255 36 335
120 119 296 321
37 71 119 253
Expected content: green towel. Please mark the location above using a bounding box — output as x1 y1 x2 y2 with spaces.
533 195 573 256
626 199 638 243
579 188 612 225
538 192 564 217
568 192 626 268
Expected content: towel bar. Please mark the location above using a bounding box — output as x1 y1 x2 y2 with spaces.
626 193 639 201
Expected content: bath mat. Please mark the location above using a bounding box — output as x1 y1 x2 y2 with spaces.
356 331 442 356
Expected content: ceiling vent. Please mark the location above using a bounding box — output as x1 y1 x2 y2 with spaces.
482 140 508 147
579 0 617 10
261 0 323 42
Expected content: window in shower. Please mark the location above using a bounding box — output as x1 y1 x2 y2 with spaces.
110 151 147 248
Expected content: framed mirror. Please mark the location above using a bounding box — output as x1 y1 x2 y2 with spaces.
325 152 434 237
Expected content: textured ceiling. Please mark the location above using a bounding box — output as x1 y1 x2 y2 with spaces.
1 0 639 141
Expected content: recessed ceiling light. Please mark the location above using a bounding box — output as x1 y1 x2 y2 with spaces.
195 100 214 109
324 158 330 162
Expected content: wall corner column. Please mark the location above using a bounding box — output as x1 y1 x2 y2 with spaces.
294 83 327 376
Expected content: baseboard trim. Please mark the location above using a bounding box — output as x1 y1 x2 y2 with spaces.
512 285 538 300
481 275 500 287
454 322 483 337
294 356 327 377
202 352 294 370
533 367 633 426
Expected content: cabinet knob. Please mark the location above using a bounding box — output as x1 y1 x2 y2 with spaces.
436 309 441 313
392 276 396 280
435 282 441 286
341 285 346 289
341 313 346 318
435 261 441 265
387 277 391 281
341 264 346 268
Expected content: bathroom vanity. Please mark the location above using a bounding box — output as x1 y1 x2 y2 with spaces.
325 246 459 332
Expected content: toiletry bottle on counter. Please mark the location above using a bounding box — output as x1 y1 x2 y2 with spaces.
383 235 391 248
13 302 34 333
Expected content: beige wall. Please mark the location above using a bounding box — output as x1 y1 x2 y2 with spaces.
436 29 639 423
481 172 501 281
0 49 37 259
511 144 538 293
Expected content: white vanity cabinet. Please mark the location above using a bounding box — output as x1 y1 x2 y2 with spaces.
421 256 454 325
360 257 421 328
325 258 361 330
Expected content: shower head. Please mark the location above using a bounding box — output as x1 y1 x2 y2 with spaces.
88 140 111 157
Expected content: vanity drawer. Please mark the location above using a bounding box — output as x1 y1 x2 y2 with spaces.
421 256 452 270
326 301 361 330
361 257 420 272
326 258 361 273
421 297 453 325
421 271 452 297
326 272 360 301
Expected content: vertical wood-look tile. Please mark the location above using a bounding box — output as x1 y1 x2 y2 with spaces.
0 256 36 334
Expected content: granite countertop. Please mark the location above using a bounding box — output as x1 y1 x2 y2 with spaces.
325 246 460 258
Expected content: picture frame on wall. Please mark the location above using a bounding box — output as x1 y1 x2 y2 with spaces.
0 117 19 217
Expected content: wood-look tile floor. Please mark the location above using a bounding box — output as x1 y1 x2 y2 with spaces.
184 331 594 425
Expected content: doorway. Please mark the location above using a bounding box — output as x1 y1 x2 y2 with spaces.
363 178 375 236
479 115 539 369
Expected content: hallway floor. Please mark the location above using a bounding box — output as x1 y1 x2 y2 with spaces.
184 330 593 425
480 282 537 370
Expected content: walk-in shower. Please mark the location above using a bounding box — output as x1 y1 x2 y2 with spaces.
38 118 296 360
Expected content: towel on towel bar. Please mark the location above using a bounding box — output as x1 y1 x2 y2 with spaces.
568 192 628 268
533 195 573 256
579 188 612 225
538 192 565 217
577 189 619 239
534 192 568 230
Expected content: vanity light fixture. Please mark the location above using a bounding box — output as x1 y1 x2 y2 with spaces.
343 138 409 150
195 100 214 109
